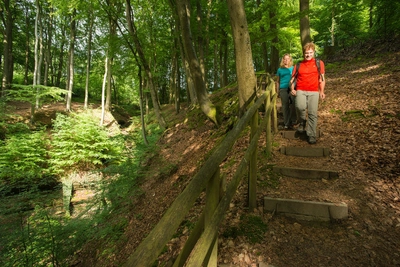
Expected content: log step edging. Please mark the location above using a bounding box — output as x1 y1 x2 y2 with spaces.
280 146 330 157
280 129 321 140
264 197 348 221
273 166 339 179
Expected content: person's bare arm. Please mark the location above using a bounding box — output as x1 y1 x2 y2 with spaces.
319 74 326 100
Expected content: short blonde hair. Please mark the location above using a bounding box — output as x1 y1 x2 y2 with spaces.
303 42 316 54
279 54 293 68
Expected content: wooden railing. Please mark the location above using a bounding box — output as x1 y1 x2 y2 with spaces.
123 73 277 267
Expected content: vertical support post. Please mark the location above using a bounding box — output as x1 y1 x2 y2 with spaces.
265 90 272 157
271 78 278 133
248 109 258 210
204 168 220 267
62 175 73 217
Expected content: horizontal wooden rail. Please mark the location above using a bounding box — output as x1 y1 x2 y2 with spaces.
185 91 277 266
123 89 270 267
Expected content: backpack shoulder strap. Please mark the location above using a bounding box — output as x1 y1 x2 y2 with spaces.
294 62 300 77
315 58 324 81
315 58 320 73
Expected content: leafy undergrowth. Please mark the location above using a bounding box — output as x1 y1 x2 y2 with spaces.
71 52 400 267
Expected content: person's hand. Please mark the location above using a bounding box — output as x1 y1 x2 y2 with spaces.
291 90 296 96
320 92 325 100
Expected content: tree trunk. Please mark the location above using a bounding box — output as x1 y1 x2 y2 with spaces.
182 52 197 105
44 10 52 87
171 3 197 106
176 60 181 113
66 10 76 112
138 66 149 145
170 36 180 113
196 0 206 87
84 9 93 109
106 16 116 112
257 0 268 72
2 0 14 94
24 5 30 85
125 0 167 130
269 1 279 74
55 24 66 88
33 0 41 113
220 30 229 88
36 5 44 109
299 0 312 47
174 0 218 125
227 0 256 108
330 8 335 46
213 27 219 91
101 57 108 126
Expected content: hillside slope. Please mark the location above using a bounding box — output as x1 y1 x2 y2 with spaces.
75 52 400 267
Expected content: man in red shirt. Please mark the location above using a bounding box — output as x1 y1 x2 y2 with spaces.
290 42 326 144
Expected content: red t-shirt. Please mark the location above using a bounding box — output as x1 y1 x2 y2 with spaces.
292 58 325 92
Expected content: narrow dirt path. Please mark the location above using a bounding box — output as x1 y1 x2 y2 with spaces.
216 53 400 266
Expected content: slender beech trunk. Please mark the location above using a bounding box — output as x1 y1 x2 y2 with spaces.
173 0 218 125
213 25 219 91
55 24 66 88
196 0 206 86
125 0 166 130
182 52 197 105
44 10 52 87
36 6 44 109
227 0 256 108
269 5 279 74
85 10 94 109
33 0 41 114
66 10 76 112
219 30 229 88
24 5 30 85
105 16 116 111
299 0 312 47
101 57 108 126
2 0 14 94
138 66 148 145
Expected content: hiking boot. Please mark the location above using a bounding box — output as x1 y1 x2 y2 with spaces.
308 136 317 144
296 120 306 133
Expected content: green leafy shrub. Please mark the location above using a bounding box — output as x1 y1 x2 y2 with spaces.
49 112 124 175
0 129 52 192
0 205 95 267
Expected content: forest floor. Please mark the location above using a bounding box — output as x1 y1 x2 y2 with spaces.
113 52 400 267
8 51 400 267
90 51 399 267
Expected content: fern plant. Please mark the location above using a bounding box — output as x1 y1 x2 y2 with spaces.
49 112 124 175
0 128 51 192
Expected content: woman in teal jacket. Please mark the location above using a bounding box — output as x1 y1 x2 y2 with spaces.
276 54 296 129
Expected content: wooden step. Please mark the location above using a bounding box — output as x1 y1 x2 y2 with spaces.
273 166 339 179
264 197 348 221
280 129 321 140
280 146 330 157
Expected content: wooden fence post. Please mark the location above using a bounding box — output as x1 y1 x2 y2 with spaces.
271 79 278 133
248 110 258 210
204 168 221 266
265 89 272 157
